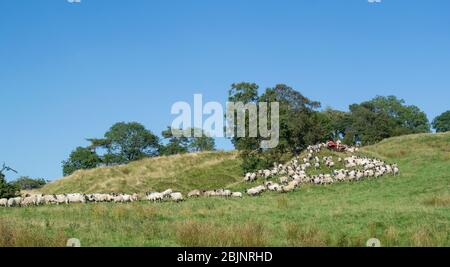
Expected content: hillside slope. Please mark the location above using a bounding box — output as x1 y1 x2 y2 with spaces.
40 151 242 194
3 132 449 246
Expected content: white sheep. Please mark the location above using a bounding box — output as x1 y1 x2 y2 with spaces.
161 189 173 198
146 192 163 202
66 193 86 204
0 198 8 207
7 197 22 207
188 190 201 198
170 192 184 202
231 192 243 198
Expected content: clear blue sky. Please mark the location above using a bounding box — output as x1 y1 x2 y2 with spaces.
1 0 449 181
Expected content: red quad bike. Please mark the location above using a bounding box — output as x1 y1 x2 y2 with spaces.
327 140 347 152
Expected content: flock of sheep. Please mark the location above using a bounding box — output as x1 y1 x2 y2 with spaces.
0 187 245 208
0 142 399 208
244 143 399 196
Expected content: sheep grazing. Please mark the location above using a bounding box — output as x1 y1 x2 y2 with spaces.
0 142 399 209
231 192 243 198
131 194 139 202
161 189 173 198
267 183 281 192
0 198 8 207
247 185 266 196
21 195 37 207
279 176 289 185
64 193 86 204
244 172 257 182
55 194 68 204
7 197 22 207
146 192 163 202
188 190 201 198
393 164 400 176
169 192 184 202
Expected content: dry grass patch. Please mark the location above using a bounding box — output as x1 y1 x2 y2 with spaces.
285 223 327 247
0 219 67 247
176 220 267 247
423 195 450 207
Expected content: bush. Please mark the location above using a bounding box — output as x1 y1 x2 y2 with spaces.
11 176 48 190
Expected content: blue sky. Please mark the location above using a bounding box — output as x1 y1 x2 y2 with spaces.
1 0 449 180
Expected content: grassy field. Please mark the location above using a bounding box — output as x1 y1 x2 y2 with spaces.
1 133 449 247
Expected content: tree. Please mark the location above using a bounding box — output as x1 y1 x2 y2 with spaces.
160 127 215 156
432 111 450 132
89 122 161 164
322 108 352 140
366 96 430 134
160 127 190 156
0 163 19 198
228 83 323 172
344 96 430 145
11 176 47 190
62 147 101 176
344 102 397 145
259 84 322 155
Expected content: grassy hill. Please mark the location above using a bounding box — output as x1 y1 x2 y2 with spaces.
40 151 242 194
1 132 449 247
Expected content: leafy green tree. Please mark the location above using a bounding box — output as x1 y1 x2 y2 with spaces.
228 83 323 172
322 108 352 140
89 122 161 164
344 96 430 145
432 111 450 132
11 176 47 190
160 127 190 156
160 127 215 155
62 147 101 176
344 102 397 145
367 96 430 134
188 129 216 152
259 84 322 154
0 163 19 198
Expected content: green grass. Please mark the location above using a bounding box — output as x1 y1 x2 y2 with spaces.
1 133 449 247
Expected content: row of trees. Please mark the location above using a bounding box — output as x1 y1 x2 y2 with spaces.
62 83 449 175
62 122 215 176
227 82 448 172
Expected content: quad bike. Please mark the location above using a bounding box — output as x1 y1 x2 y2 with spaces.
327 140 347 152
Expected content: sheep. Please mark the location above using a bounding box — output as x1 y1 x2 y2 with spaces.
146 192 163 202
161 189 173 198
203 190 217 197
21 195 39 207
66 193 86 204
247 185 265 196
244 172 257 182
131 193 139 202
393 164 400 176
231 192 243 198
7 197 22 207
55 194 68 204
120 194 133 203
0 198 8 207
267 183 281 191
279 176 289 184
170 192 184 202
188 190 201 198
280 183 296 193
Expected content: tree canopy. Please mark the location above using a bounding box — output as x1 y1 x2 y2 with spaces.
432 110 450 133
0 163 19 198
160 127 215 156
62 147 102 176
